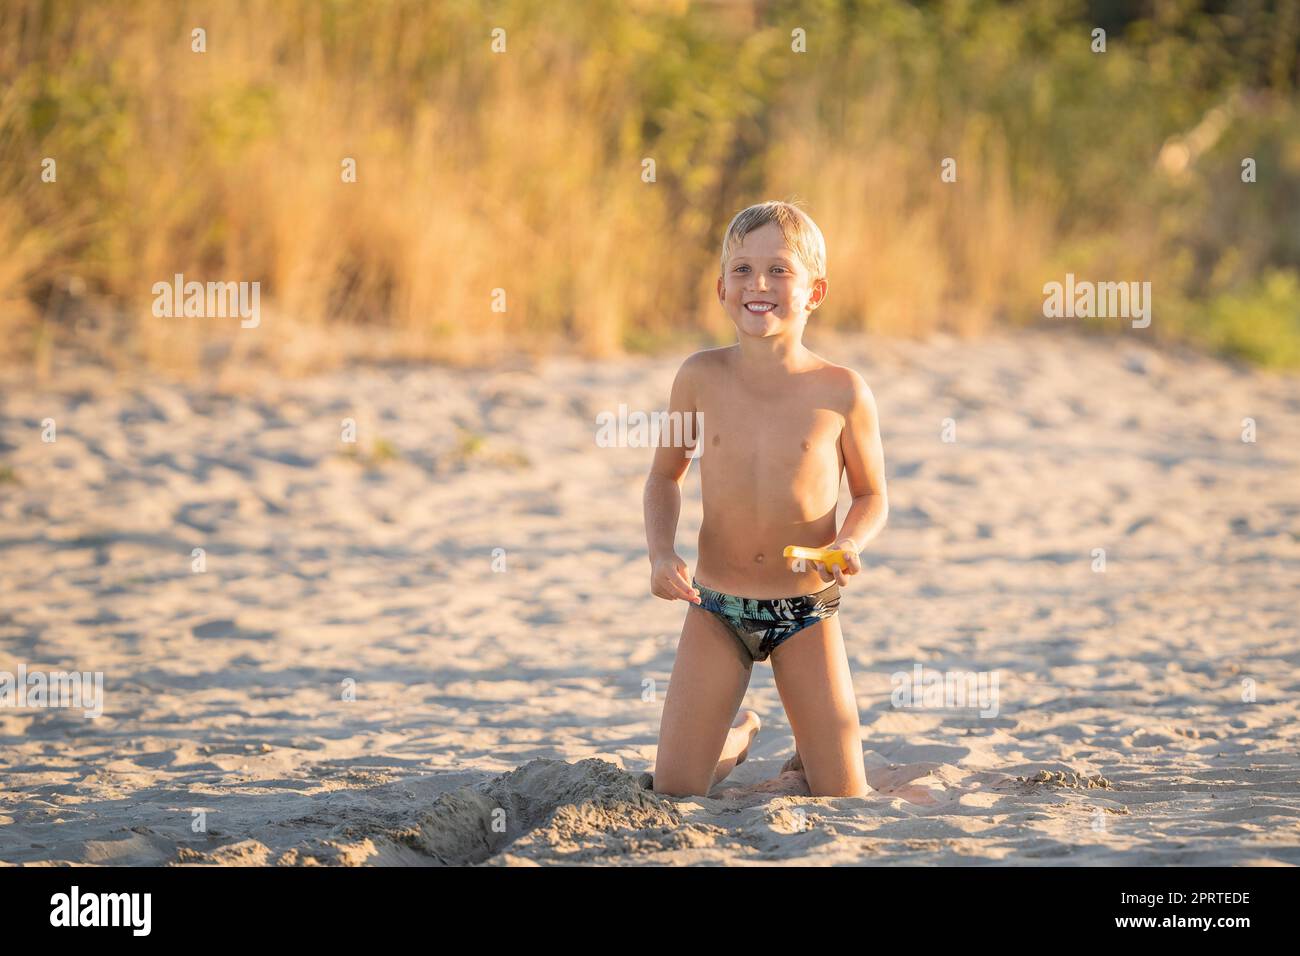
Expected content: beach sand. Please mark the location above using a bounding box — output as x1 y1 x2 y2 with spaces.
2 329 1298 865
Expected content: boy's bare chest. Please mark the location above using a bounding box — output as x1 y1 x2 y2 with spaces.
700 390 843 468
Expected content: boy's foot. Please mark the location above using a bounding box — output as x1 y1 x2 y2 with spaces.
722 770 812 799
733 709 761 766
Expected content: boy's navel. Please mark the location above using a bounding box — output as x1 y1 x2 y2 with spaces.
712 434 721 446
754 553 764 563
801 440 811 450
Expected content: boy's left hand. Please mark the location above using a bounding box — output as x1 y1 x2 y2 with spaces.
813 538 862 586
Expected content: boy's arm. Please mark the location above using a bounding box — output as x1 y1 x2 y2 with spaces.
643 356 703 603
833 369 888 568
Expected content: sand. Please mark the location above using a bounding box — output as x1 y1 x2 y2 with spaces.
1 328 1298 865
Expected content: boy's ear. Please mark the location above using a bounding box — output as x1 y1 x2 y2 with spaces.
808 277 828 311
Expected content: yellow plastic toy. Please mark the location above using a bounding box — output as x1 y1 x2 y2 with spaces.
783 545 850 570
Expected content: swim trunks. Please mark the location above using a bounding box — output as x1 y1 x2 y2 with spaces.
691 577 840 663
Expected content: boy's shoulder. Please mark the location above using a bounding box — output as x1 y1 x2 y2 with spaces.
672 347 875 412
680 344 735 368
805 353 876 412
675 344 735 380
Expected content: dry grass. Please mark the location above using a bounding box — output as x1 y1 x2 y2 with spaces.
1 0 1296 376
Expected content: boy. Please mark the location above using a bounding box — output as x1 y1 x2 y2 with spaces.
644 200 888 798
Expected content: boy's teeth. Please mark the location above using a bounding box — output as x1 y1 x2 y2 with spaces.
745 303 775 312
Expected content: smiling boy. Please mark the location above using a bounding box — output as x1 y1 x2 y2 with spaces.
644 200 888 798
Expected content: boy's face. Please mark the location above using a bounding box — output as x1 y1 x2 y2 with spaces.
717 222 827 339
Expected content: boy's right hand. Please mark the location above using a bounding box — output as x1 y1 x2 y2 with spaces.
650 554 702 604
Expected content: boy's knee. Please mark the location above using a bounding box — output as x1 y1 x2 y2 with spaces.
649 774 709 798
809 782 870 799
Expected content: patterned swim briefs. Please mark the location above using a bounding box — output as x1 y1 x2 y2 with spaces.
691 577 840 663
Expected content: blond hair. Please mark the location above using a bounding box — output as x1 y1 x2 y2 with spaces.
719 200 826 281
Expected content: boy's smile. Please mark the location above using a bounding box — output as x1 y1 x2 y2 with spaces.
717 222 826 338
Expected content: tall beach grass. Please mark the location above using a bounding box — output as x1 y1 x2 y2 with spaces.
1 0 1298 375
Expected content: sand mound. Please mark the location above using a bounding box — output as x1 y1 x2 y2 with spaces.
396 758 687 865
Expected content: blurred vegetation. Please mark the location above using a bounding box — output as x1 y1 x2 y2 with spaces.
340 435 401 469
0 0 1297 372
